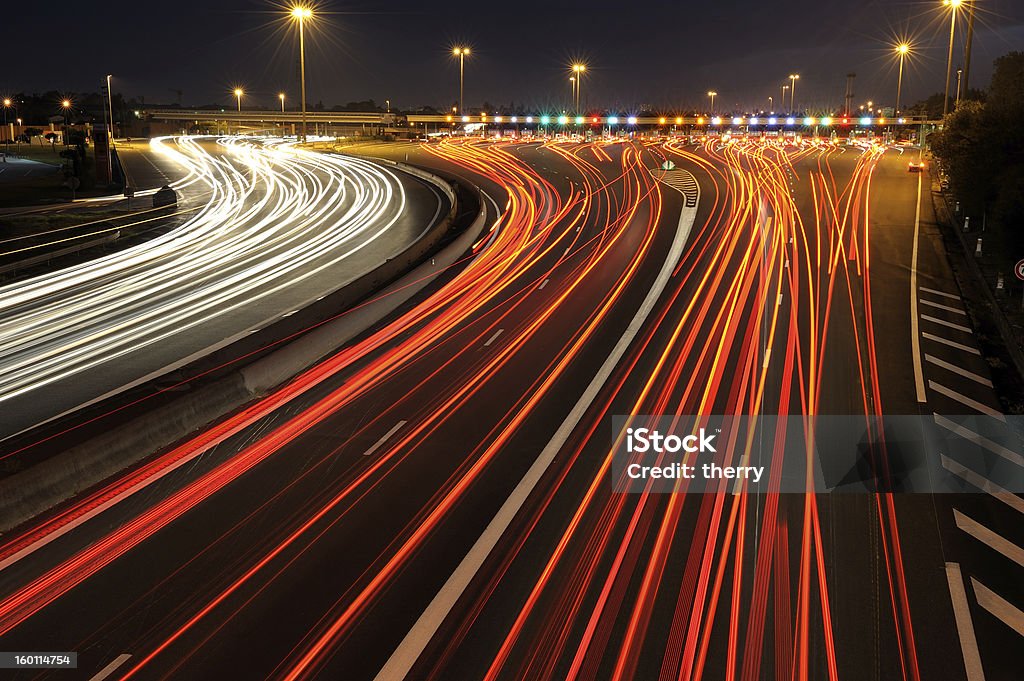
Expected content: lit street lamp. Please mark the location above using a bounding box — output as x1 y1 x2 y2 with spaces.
707 90 717 114
290 5 313 141
572 63 586 114
279 93 286 112
895 43 910 115
2 98 10 159
768 95 773 113
453 46 470 115
788 74 799 112
781 85 789 113
234 88 243 112
942 0 962 118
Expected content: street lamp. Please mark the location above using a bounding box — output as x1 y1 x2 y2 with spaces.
781 85 789 113
290 5 313 141
234 88 243 112
707 91 717 113
895 43 910 115
105 74 115 184
768 95 773 113
279 93 286 112
572 63 586 114
453 46 470 115
2 98 10 158
942 0 963 118
788 74 800 112
569 76 575 113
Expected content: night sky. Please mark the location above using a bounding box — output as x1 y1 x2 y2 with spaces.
6 0 1024 113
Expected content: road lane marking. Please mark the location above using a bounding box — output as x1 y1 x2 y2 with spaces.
375 165 700 681
922 332 980 355
934 413 1024 467
362 421 406 457
921 286 961 300
928 381 1004 420
972 577 1024 637
925 354 993 387
910 172 926 402
945 563 986 681
483 329 504 347
954 509 1024 567
539 278 549 290
921 298 968 315
921 314 973 333
941 454 1024 514
89 654 132 681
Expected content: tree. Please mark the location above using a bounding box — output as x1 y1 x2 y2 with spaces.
931 51 1024 254
44 132 58 152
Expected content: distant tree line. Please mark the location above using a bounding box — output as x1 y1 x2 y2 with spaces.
930 51 1024 254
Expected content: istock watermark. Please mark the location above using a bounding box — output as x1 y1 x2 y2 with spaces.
611 415 1024 494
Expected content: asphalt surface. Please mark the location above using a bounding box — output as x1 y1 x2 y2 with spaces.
0 137 445 440
0 137 1019 681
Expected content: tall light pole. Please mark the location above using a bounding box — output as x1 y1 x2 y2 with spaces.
453 46 470 115
291 6 313 141
707 91 717 113
895 43 910 115
768 95 773 113
279 93 286 112
572 63 586 114
942 0 962 118
955 68 963 104
569 76 575 112
234 88 243 112
105 74 115 184
2 98 10 158
782 85 789 112
788 74 799 112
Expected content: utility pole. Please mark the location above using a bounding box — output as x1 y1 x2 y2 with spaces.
963 1 976 96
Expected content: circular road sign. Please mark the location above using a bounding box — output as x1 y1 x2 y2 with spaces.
1015 259 1024 281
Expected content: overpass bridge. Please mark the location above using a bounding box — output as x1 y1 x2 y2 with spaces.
141 108 940 134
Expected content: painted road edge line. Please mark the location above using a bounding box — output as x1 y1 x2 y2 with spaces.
911 172 926 402
374 167 700 681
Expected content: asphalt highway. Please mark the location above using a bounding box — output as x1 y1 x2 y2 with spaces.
0 136 445 440
0 136 1019 681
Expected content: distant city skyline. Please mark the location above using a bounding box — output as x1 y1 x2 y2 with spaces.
5 0 1024 113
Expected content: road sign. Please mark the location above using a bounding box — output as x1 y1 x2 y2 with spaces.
661 160 675 170
1015 259 1024 281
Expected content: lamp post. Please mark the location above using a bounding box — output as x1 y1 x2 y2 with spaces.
942 0 962 118
895 43 910 115
788 74 799 112
569 77 575 112
453 46 470 115
15 117 21 154
955 68 963 104
279 93 286 112
105 74 115 184
2 98 9 159
572 63 585 114
234 88 243 112
291 6 313 142
781 85 789 113
707 91 717 114
768 95 773 113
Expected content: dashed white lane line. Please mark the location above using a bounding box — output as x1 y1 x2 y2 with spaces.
921 286 961 300
972 576 1024 637
945 563 986 681
539 278 549 290
928 381 1005 420
921 298 968 315
483 328 504 347
922 332 981 355
954 509 1024 568
361 421 406 457
89 654 132 681
925 354 994 387
941 454 1024 514
921 314 973 334
934 413 1024 467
